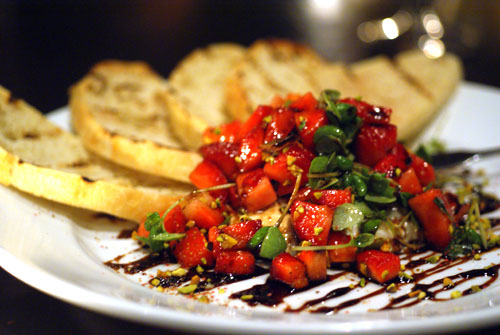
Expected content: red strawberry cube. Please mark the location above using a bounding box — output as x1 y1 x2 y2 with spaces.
236 169 277 212
327 231 357 263
356 250 400 284
215 250 255 275
182 193 225 229
270 252 309 289
173 227 214 269
297 251 328 281
291 201 333 245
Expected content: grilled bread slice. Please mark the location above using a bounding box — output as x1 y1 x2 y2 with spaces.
225 39 359 121
225 39 462 141
0 86 193 222
350 51 462 141
165 43 246 150
70 60 201 183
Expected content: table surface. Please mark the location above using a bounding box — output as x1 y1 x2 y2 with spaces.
1 1 500 334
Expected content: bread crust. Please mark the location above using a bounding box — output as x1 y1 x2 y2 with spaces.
165 43 245 150
0 86 193 222
70 60 202 183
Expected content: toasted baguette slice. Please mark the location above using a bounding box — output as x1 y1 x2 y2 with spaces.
225 39 359 121
350 51 462 141
394 49 463 120
0 86 194 222
70 60 201 183
165 43 246 150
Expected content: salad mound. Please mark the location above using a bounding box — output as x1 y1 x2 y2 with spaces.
134 90 494 291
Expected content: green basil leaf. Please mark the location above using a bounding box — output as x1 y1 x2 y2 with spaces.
398 192 414 208
353 233 375 248
309 156 329 174
362 219 382 234
369 173 390 195
313 125 346 154
336 103 357 123
259 226 287 259
332 203 365 232
248 226 270 249
364 194 397 204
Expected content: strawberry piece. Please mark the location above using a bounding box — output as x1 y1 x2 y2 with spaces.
182 193 225 229
207 226 222 255
409 189 452 249
236 169 277 212
240 105 273 137
296 251 328 281
289 92 317 112
173 227 214 269
327 231 357 263
291 201 333 246
136 218 149 238
295 188 351 209
356 250 400 284
202 120 242 144
340 98 392 125
398 167 422 195
189 159 228 199
215 250 255 275
162 205 187 233
355 124 397 166
270 252 309 289
294 108 328 151
263 143 314 192
264 108 295 143
228 186 241 209
238 127 265 173
409 153 435 187
200 142 239 180
222 219 262 250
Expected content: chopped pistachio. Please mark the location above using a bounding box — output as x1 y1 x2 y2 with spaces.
240 294 254 301
234 156 242 163
262 115 272 123
201 257 207 265
217 233 238 249
286 155 297 166
359 278 366 287
313 192 323 200
470 285 481 293
474 253 481 260
196 265 204 274
400 264 406 271
151 278 160 287
282 179 291 186
198 295 210 303
386 283 397 293
178 284 197 295
450 290 462 299
314 227 324 236
297 206 305 214
301 240 311 247
172 268 188 276
210 201 218 209
349 283 355 289
443 277 454 287
186 220 196 228
425 255 441 264
381 270 389 280
418 291 426 300
156 286 164 292
399 271 413 280
190 275 201 285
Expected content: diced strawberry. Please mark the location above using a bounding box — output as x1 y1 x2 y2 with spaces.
296 251 328 281
136 218 149 238
238 127 265 173
263 143 314 192
315 189 352 209
327 231 357 263
228 186 242 209
294 108 328 151
270 252 309 289
173 227 214 269
355 124 397 167
356 250 400 284
409 189 452 249
236 169 277 212
409 153 435 187
340 98 392 125
222 219 262 250
182 193 225 229
189 159 228 199
215 250 255 275
289 92 317 112
291 201 333 246
207 226 222 255
202 120 242 144
264 108 295 143
398 167 422 195
162 205 186 233
240 105 273 137
200 142 240 180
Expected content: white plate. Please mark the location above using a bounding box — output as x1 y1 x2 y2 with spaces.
2 82 500 335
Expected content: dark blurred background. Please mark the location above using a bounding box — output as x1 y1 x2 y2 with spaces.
2 1 500 335
1 0 499 113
